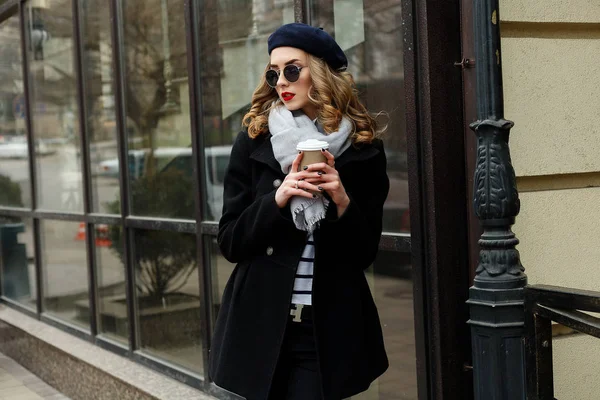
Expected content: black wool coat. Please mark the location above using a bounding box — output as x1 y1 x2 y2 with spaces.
209 130 390 400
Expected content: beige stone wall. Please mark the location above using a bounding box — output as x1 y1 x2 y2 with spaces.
501 0 600 23
504 31 600 176
501 0 600 398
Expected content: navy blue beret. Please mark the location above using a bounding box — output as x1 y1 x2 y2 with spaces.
268 23 348 71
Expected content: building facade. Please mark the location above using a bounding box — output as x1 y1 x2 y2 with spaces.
8 0 590 398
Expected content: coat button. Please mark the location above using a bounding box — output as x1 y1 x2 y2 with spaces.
273 179 282 188
266 246 274 256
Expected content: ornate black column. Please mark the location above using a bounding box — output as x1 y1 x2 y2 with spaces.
467 0 527 398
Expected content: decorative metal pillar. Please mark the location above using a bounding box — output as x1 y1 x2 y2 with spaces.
467 0 527 399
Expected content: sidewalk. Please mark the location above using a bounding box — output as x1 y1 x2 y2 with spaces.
0 353 70 400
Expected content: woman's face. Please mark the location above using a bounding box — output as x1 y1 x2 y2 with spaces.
269 47 317 120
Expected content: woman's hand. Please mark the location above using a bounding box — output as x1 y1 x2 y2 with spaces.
304 150 350 217
275 152 325 208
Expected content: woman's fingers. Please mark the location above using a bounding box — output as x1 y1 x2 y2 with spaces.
286 171 323 181
276 180 315 207
290 151 304 173
288 186 318 198
314 180 341 191
308 173 336 182
305 162 337 175
295 179 321 193
302 177 323 184
321 149 335 167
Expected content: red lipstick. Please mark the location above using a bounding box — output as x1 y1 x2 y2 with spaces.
281 92 295 102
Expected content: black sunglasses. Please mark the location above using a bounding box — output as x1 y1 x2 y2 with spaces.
265 65 304 88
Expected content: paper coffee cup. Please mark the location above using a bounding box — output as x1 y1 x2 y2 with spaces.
296 139 329 171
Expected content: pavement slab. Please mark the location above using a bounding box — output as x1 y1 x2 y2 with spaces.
0 354 70 400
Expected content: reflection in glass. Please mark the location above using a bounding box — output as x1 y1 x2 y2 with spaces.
41 220 89 329
122 0 194 218
209 237 235 326
311 0 409 233
0 218 36 309
95 223 127 343
25 1 84 212
131 229 202 373
0 14 32 208
357 251 417 399
199 0 294 220
80 0 120 214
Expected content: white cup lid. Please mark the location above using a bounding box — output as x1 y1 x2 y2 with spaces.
296 139 329 151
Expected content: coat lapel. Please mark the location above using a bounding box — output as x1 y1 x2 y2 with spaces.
249 134 285 176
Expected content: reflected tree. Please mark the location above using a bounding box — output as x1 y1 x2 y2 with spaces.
105 168 196 304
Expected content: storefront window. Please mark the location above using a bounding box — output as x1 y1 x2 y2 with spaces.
364 253 417 399
311 0 409 234
132 228 203 373
0 13 31 209
122 0 194 219
96 223 127 344
0 218 37 310
25 0 84 213
80 0 120 214
41 219 89 329
198 0 294 221
209 238 234 327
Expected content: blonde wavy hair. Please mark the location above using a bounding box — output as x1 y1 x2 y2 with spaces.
242 54 382 145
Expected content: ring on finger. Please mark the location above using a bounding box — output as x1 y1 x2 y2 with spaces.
295 180 299 189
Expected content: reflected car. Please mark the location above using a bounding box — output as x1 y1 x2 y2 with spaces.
96 149 147 178
96 146 233 220
0 137 54 159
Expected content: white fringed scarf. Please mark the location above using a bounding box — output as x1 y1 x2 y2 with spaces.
269 105 352 232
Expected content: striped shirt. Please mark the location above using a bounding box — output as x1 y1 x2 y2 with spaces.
291 234 315 305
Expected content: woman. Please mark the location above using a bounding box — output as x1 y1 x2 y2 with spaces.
209 23 389 400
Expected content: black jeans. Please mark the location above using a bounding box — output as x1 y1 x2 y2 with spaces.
268 319 323 400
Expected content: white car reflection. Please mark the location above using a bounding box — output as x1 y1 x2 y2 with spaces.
0 137 54 159
96 146 232 220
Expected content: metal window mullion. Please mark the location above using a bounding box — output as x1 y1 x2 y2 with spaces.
109 0 139 352
402 0 434 397
0 207 30 219
18 1 44 318
124 216 196 234
186 0 213 381
72 0 98 337
32 210 83 221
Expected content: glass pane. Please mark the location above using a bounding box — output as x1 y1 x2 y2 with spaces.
122 0 194 219
0 218 37 309
133 229 203 373
0 14 31 208
311 0 409 233
209 237 234 326
41 220 90 329
355 251 417 399
25 1 84 212
96 223 127 343
80 0 120 214
198 0 294 220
